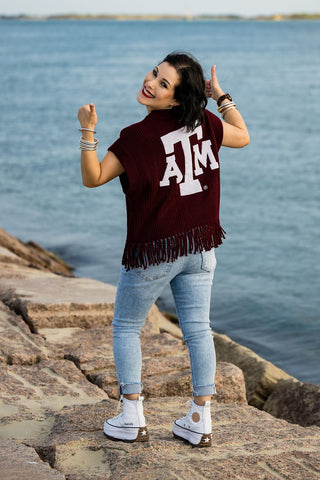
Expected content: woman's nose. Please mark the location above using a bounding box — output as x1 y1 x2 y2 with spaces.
146 78 156 89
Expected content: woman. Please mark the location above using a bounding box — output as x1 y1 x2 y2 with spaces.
78 52 249 447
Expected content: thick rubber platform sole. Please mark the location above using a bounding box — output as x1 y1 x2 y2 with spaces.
173 423 212 447
104 425 149 443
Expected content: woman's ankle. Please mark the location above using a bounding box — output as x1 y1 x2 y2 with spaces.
193 395 212 406
123 393 140 400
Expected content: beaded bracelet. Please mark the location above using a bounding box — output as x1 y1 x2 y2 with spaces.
217 93 232 107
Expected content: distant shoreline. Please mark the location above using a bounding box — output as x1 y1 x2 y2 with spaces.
1 13 320 22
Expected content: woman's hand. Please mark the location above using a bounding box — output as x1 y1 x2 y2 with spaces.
205 65 224 102
78 103 98 129
206 66 250 147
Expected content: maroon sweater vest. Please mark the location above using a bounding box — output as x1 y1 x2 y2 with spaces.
109 109 225 270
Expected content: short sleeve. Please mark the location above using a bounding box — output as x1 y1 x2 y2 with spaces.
108 126 140 194
205 109 223 151
108 127 134 172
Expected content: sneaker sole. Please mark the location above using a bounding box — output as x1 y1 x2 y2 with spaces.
104 425 149 443
172 423 212 447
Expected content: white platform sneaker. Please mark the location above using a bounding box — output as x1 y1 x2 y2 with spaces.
104 396 149 443
172 400 212 447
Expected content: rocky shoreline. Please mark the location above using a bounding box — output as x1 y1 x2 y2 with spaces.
0 226 319 479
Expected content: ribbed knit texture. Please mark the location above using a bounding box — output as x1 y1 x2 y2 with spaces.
109 109 224 270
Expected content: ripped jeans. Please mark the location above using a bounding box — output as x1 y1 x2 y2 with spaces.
112 249 217 397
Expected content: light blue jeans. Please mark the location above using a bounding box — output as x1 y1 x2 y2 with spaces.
112 249 217 397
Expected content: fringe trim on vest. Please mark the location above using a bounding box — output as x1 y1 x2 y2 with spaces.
122 224 226 270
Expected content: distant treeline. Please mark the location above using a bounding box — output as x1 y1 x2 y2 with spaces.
1 13 320 21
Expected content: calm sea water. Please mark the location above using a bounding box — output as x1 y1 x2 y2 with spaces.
0 19 319 384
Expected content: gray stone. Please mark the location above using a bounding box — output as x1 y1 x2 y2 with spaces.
264 378 320 426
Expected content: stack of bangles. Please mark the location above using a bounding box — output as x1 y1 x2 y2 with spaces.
79 128 99 151
217 101 237 119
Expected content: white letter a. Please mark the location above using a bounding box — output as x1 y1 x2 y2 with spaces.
159 155 183 186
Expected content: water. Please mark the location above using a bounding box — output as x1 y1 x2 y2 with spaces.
0 19 319 384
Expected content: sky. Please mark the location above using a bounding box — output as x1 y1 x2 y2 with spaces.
0 0 319 17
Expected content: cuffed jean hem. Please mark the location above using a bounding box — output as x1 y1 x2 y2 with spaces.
119 382 143 395
192 384 216 396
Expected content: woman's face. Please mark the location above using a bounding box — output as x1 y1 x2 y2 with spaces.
137 62 180 113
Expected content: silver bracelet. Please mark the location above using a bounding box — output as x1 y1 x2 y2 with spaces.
218 101 236 113
221 106 237 119
79 127 96 133
79 136 99 151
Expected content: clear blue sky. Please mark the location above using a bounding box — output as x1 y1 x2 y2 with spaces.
1 0 319 16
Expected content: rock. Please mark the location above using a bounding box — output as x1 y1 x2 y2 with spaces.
1 227 319 478
161 315 302 409
0 263 163 335
214 332 295 408
0 360 109 441
0 263 117 331
31 397 320 480
158 311 183 338
0 246 29 266
263 378 320 427
0 301 49 365
215 362 247 405
0 439 65 480
38 321 247 404
0 227 73 276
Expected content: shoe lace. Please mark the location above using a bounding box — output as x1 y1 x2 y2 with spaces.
114 412 124 421
117 394 124 413
179 399 192 422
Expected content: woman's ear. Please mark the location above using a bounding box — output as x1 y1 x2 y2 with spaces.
170 99 180 107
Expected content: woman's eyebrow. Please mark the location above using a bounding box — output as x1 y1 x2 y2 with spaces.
155 65 172 87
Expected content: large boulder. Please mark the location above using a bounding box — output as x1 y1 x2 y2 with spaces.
0 439 65 480
0 359 109 444
263 378 320 427
32 397 320 480
214 332 295 408
40 324 247 405
1 226 319 479
0 261 164 334
0 262 117 331
0 301 48 365
0 227 73 276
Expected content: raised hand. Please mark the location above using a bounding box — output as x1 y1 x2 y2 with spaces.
205 66 224 102
78 103 98 129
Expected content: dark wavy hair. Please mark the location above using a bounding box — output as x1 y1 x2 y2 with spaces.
161 52 207 132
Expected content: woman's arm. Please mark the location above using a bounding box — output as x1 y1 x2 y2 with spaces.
78 103 124 188
205 66 250 148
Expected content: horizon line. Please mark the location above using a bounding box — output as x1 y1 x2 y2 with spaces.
1 12 320 19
